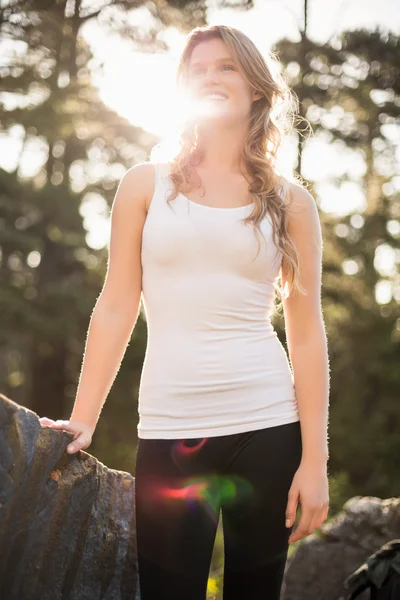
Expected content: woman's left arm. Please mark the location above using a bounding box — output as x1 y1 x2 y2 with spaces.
280 181 330 544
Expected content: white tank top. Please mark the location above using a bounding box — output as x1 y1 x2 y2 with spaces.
137 161 299 439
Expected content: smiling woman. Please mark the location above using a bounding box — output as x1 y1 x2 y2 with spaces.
134 24 329 600
174 40 264 138
41 23 330 600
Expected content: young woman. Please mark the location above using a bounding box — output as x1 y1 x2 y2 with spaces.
40 24 330 600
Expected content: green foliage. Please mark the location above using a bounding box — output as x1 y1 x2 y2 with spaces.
275 27 400 502
0 0 157 422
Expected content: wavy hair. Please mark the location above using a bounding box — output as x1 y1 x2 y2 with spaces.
152 24 310 314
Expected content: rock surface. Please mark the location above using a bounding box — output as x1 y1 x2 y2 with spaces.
282 495 400 600
0 394 139 600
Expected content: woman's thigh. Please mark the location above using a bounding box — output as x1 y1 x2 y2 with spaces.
134 437 222 600
220 420 302 600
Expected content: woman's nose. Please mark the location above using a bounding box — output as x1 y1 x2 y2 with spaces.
202 67 220 84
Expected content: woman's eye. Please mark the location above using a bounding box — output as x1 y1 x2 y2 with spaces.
190 64 234 77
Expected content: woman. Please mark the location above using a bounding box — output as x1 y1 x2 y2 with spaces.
41 25 330 600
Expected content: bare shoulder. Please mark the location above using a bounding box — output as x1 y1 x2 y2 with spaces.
115 161 155 214
277 176 316 212
276 176 318 231
100 162 157 310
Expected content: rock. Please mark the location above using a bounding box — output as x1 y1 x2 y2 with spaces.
0 393 139 600
281 495 400 600
343 539 400 599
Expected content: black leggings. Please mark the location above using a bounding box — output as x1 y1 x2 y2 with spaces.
134 420 302 600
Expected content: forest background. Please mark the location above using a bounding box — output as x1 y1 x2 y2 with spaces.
1 0 399 596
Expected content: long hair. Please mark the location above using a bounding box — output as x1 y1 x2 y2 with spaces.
152 24 310 314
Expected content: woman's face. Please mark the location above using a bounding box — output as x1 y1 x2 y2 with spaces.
185 37 261 125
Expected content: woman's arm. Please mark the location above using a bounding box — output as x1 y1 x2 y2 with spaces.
280 182 330 467
67 162 154 432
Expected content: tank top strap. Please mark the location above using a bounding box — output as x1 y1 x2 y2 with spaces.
277 178 290 204
149 161 174 212
153 161 171 182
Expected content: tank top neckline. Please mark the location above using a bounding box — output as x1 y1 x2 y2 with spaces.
179 192 255 212
163 161 255 211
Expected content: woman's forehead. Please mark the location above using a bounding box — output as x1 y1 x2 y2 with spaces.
188 38 233 65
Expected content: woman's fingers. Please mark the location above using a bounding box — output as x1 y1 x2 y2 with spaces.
307 505 327 535
321 502 329 523
39 418 72 430
289 501 328 544
66 432 92 454
285 486 299 528
39 417 57 427
53 420 72 429
288 506 313 544
46 420 79 435
39 417 93 454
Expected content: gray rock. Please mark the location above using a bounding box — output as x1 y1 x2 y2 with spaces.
281 496 400 600
0 393 139 600
343 539 400 599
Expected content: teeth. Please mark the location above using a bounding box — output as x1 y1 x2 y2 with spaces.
204 94 227 100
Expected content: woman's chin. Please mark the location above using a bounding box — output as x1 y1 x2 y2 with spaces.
197 107 238 125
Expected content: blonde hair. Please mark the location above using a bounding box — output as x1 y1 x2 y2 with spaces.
153 25 310 314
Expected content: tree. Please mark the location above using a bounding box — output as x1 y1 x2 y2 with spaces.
274 27 400 503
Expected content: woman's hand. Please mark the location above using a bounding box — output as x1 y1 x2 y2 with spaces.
39 417 94 454
285 459 329 544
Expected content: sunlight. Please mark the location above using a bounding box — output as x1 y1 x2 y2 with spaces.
98 51 183 138
82 18 188 138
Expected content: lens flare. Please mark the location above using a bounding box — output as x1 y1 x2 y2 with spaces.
174 84 231 129
155 473 254 520
174 437 208 455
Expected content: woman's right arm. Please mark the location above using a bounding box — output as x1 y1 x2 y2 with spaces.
39 162 154 453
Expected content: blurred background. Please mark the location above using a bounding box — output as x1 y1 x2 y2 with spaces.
1 0 399 596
